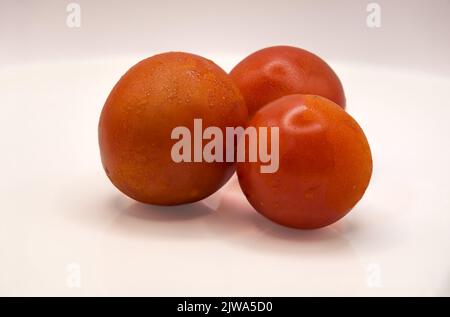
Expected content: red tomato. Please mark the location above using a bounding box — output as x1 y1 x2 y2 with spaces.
99 52 247 205
230 46 346 116
236 94 372 229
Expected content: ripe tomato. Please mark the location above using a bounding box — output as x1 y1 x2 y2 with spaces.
230 46 346 116
99 52 247 205
236 94 372 229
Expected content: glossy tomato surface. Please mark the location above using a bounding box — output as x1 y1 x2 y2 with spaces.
230 46 346 116
237 94 372 229
99 52 247 205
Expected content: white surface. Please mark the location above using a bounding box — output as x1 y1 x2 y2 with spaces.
2 0 450 76
1 0 450 297
1 55 450 296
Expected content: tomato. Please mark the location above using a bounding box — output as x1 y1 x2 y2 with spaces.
99 52 247 205
230 46 346 116
236 94 372 229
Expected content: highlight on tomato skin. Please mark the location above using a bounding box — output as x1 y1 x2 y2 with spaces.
230 45 346 117
236 94 372 230
98 52 248 206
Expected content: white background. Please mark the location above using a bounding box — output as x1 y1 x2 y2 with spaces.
1 0 450 296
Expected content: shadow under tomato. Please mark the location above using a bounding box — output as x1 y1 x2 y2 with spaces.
93 180 367 296
103 177 358 256
124 200 212 222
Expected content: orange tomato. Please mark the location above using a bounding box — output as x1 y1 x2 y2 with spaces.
230 46 346 116
99 52 247 205
237 94 372 229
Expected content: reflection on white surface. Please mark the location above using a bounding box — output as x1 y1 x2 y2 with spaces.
0 57 450 296
66 175 363 296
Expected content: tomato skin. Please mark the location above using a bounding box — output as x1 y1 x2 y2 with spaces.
99 52 247 205
236 94 372 229
230 46 346 117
